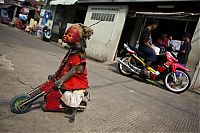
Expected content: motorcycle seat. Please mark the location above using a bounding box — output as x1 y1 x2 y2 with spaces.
130 47 146 59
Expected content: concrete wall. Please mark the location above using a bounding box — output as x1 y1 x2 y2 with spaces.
188 18 200 92
84 5 128 62
191 61 200 92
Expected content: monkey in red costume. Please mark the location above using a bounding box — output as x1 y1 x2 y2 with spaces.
49 24 93 123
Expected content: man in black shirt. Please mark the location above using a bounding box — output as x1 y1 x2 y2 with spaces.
177 32 192 66
139 18 158 76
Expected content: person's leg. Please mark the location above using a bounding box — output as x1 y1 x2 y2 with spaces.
64 107 77 123
61 90 84 123
142 47 156 76
144 61 152 74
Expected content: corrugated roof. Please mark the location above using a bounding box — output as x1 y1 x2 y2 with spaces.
114 0 199 2
77 0 199 3
0 4 13 9
50 0 78 5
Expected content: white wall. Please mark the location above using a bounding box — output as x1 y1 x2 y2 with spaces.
191 61 200 92
84 5 128 62
188 18 200 91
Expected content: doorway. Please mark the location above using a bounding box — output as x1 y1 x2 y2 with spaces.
117 14 198 57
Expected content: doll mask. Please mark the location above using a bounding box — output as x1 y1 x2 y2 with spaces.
63 25 82 45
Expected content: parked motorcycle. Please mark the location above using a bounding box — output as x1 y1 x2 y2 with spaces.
117 43 191 93
42 26 52 41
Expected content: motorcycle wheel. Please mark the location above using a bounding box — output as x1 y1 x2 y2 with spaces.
118 55 135 76
164 69 191 93
10 94 32 114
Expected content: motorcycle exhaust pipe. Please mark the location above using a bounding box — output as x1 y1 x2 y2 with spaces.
117 59 141 74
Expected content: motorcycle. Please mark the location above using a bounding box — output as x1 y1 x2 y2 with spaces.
117 43 191 93
10 50 90 114
42 26 52 41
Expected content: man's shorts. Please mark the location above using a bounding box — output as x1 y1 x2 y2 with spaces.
142 47 157 62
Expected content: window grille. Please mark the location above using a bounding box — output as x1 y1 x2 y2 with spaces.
91 7 119 11
91 13 115 22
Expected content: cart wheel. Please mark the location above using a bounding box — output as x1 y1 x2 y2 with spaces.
10 94 32 114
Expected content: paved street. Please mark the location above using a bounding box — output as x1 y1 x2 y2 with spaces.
0 23 199 133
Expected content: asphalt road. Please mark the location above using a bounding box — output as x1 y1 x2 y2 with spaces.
0 23 199 133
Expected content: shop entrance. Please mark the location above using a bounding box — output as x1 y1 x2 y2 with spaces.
117 14 199 57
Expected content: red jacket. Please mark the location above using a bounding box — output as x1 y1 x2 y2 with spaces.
56 53 88 90
155 37 169 48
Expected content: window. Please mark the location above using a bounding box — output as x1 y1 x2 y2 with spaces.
90 7 119 22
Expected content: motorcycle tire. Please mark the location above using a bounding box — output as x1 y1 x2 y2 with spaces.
164 69 191 93
10 94 32 114
118 55 135 76
42 36 50 42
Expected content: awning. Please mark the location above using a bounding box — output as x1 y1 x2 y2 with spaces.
135 12 198 16
0 4 13 9
132 12 200 21
50 0 77 5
